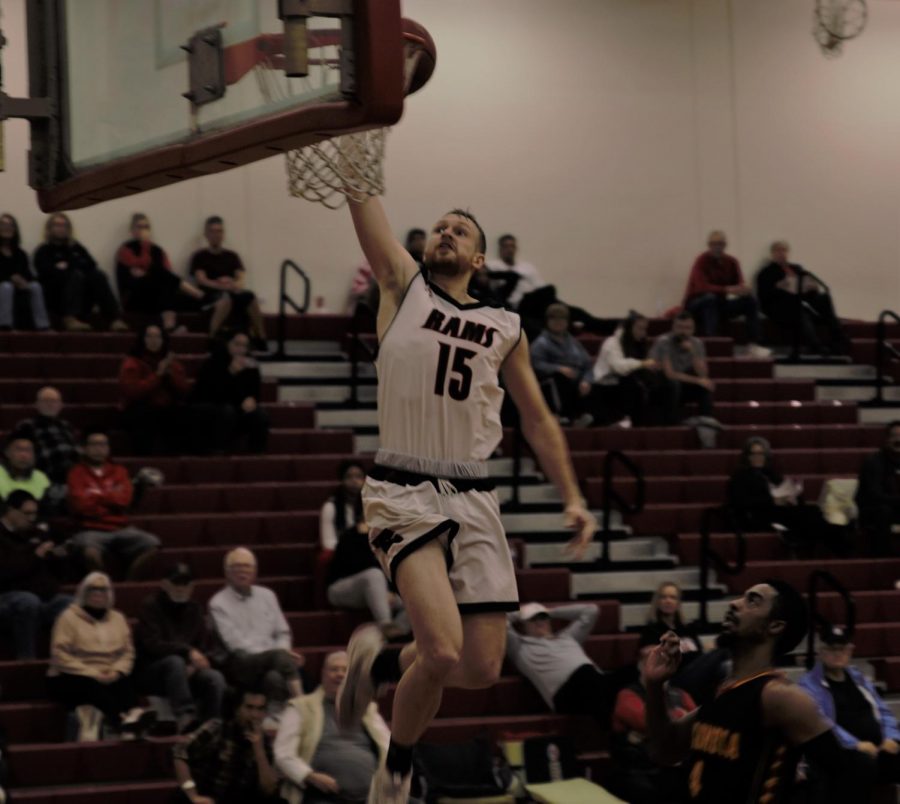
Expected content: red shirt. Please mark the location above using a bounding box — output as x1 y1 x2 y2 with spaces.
67 462 133 531
612 685 696 735
684 252 745 303
118 355 189 408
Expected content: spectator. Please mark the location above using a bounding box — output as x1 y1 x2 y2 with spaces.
485 234 605 339
47 572 156 740
119 323 190 455
608 632 696 804
67 429 160 579
275 650 389 804
115 213 203 334
856 421 900 557
683 230 769 357
136 563 226 734
15 386 80 510
530 303 595 427
189 216 268 350
0 212 50 331
0 433 50 505
593 313 664 426
650 312 716 425
640 582 703 670
0 490 72 659
320 461 408 640
209 548 304 719
757 240 847 356
506 602 616 727
173 687 282 804
33 212 127 332
191 332 270 454
404 228 425 264
727 436 828 554
799 626 900 796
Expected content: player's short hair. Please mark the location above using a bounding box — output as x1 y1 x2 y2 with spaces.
763 578 808 656
447 208 486 254
205 215 224 229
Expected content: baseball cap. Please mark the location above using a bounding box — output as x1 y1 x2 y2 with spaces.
519 602 550 621
166 563 194 585
820 625 851 647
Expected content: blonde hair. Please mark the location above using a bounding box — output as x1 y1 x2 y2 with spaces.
75 571 114 608
647 580 683 626
44 212 74 244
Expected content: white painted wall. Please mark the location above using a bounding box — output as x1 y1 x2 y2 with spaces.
1 0 899 319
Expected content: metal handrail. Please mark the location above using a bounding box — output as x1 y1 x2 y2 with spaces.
698 506 746 626
348 302 377 408
873 310 900 405
788 268 832 361
275 259 311 358
598 450 646 564
805 570 855 669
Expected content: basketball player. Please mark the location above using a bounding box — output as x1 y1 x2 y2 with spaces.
644 580 858 803
338 196 596 803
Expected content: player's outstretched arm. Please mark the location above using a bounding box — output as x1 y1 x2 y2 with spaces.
348 197 419 298
501 337 596 558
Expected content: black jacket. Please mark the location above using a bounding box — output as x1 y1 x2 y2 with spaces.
33 241 99 280
135 590 212 666
756 261 804 314
727 466 782 529
327 526 380 586
0 247 34 283
856 449 900 512
191 357 262 409
0 521 63 600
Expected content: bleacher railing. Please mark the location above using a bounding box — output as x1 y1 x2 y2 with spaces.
873 310 900 405
348 302 377 408
275 259 311 358
805 570 856 670
698 506 746 626
598 450 645 565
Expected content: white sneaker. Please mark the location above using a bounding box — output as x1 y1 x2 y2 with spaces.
367 764 412 804
613 416 632 429
573 413 594 428
744 343 772 359
337 623 385 730
75 705 103 742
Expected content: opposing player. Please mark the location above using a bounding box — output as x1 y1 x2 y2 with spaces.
337 196 596 802
644 581 858 803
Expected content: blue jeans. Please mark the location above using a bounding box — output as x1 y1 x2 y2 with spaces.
139 654 226 721
0 280 50 329
0 591 72 659
687 292 762 342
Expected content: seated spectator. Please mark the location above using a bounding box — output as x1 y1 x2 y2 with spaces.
405 228 425 264
593 312 664 426
15 386 80 510
173 687 282 804
683 230 769 357
210 548 304 719
0 490 72 659
67 429 160 579
727 437 827 554
640 581 703 671
506 602 616 727
799 626 900 798
115 213 203 334
275 650 389 804
189 216 268 350
0 212 50 331
856 421 900 557
47 572 156 740
119 323 190 455
530 303 595 427
0 432 50 506
650 312 716 425
33 212 127 332
486 234 604 336
608 632 696 804
136 563 226 734
191 332 270 454
321 461 408 639
757 240 847 356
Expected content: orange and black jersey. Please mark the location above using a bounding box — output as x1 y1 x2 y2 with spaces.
686 671 800 804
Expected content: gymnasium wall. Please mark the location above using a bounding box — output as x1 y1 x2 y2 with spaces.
1 0 899 320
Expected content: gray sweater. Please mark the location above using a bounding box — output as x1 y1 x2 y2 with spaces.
506 604 598 708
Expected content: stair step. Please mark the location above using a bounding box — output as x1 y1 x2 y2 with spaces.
572 566 709 596
774 363 875 380
526 537 672 566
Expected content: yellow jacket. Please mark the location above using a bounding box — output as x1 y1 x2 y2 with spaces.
47 604 134 680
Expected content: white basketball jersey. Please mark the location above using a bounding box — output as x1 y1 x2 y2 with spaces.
374 271 521 478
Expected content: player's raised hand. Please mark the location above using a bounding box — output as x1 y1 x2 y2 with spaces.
643 632 683 686
563 503 597 560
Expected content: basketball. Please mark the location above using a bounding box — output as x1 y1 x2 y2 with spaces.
401 18 437 95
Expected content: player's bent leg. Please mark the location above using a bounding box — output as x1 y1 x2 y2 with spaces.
444 612 507 690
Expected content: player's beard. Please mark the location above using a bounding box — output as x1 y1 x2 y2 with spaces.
425 252 467 278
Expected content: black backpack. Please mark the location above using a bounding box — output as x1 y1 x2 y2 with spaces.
413 737 514 802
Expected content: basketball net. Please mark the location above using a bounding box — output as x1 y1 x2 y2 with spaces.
255 43 426 209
